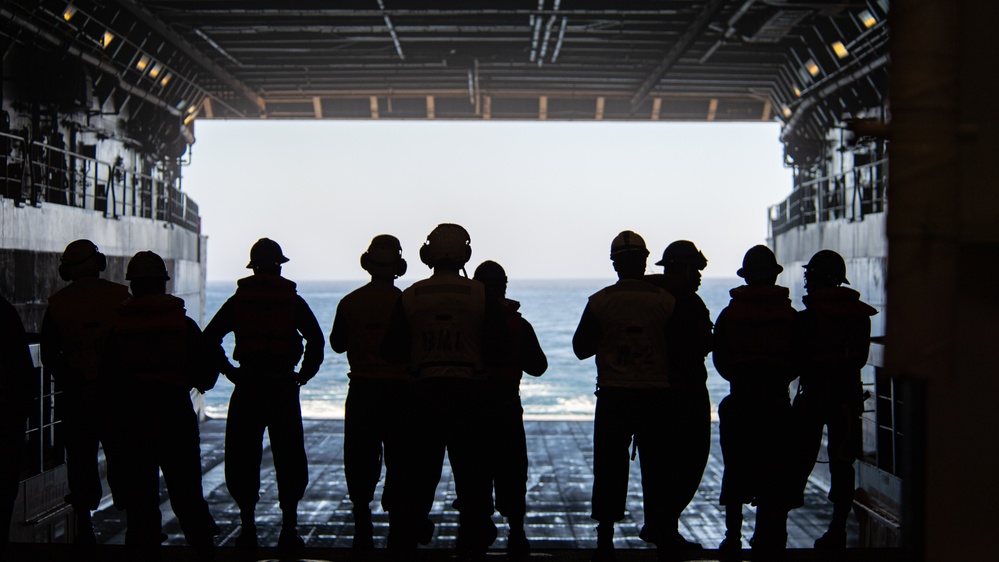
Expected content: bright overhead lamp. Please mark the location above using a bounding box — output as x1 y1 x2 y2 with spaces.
804 59 820 77
859 10 877 29
136 55 150 71
176 100 187 110
832 41 849 59
160 73 172 87
102 31 114 48
782 105 792 118
187 104 198 114
149 64 162 78
63 5 77 21
794 87 801 97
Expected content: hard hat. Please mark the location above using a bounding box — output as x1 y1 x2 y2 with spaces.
246 238 289 269
737 245 783 279
59 239 107 280
419 223 471 267
609 230 649 260
655 240 707 270
803 249 850 285
361 234 407 277
126 251 170 281
473 260 507 283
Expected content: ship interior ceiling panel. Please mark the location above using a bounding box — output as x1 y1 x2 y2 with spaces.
2 1 888 136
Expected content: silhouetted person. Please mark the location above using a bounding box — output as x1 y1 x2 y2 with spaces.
790 250 877 550
472 260 547 557
572 231 676 562
1 295 33 561
203 238 324 551
645 240 713 551
103 252 220 559
713 245 796 556
40 239 129 543
329 235 410 550
381 224 507 561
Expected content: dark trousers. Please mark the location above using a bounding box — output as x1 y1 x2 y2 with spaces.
121 387 217 546
1 412 26 552
791 392 862 508
485 384 528 518
344 378 409 512
225 380 308 513
395 378 495 550
718 393 793 507
591 387 671 538
664 385 711 522
58 382 122 510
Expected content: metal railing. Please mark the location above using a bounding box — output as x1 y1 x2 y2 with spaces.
1 131 199 233
769 158 887 237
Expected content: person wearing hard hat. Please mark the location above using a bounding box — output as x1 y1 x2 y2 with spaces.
329 235 410 551
472 260 548 557
645 240 713 552
40 239 129 544
790 250 877 550
380 224 508 562
103 251 220 559
572 231 676 562
713 245 797 556
1 295 33 560
203 238 324 552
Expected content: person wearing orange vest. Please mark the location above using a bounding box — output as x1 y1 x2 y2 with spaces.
203 238 324 552
329 235 410 551
40 239 129 544
645 240 713 552
472 260 547 557
713 245 797 556
1 295 33 560
103 251 220 559
572 231 676 562
380 224 508 562
790 250 877 550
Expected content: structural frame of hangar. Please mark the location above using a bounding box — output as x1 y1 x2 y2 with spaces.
6 2 999 562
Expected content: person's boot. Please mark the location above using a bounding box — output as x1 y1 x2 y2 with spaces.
352 507 374 551
719 504 743 556
750 507 787 562
234 510 257 549
507 515 530 557
592 522 615 562
278 505 304 550
74 509 97 546
814 503 849 550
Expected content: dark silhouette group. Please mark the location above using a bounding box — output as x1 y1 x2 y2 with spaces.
0 227 875 562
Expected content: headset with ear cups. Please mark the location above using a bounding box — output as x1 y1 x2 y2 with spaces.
58 240 108 281
361 234 408 279
419 223 472 268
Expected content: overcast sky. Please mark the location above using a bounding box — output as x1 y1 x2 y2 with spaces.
181 120 792 281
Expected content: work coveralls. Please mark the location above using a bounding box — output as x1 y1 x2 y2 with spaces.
204 274 324 519
329 281 409 519
572 278 675 541
41 276 129 512
105 293 219 547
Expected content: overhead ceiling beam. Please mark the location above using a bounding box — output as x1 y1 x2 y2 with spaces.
629 0 726 111
112 0 266 113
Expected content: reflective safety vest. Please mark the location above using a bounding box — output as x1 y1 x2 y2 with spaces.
231 275 303 366
799 286 877 400
401 275 486 380
114 294 191 388
716 285 796 375
46 277 129 382
588 279 675 389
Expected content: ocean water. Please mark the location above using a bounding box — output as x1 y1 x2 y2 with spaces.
202 277 741 419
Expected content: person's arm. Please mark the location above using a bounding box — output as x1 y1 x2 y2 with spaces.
329 301 349 354
39 308 65 382
187 317 219 393
572 304 600 360
711 308 734 381
202 299 238 378
295 296 325 384
481 293 511 366
518 318 548 377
